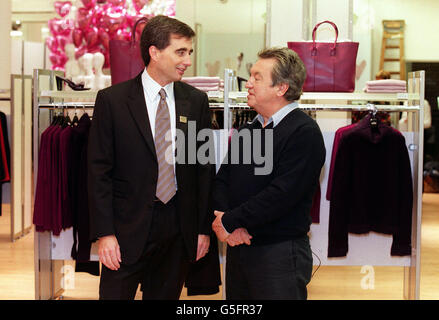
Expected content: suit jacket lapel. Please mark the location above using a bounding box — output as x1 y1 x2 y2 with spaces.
174 82 191 138
127 73 157 160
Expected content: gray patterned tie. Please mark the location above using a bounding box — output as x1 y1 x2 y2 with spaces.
154 89 176 203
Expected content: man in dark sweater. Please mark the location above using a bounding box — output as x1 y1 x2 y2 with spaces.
212 47 325 300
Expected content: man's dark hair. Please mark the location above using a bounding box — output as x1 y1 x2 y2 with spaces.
258 47 307 101
140 15 195 67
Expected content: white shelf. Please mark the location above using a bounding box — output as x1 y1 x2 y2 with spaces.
299 91 418 102
40 90 98 99
218 91 419 105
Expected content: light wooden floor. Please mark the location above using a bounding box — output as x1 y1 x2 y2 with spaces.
1 193 439 300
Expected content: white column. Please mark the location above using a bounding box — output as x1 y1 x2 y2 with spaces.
266 0 305 47
314 0 352 40
0 0 11 90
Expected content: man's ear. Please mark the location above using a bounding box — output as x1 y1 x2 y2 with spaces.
277 83 289 97
149 45 160 63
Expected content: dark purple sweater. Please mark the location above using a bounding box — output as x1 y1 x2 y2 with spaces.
328 115 413 257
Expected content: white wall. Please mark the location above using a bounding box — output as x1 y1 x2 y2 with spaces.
314 0 352 40
177 0 266 77
267 0 304 46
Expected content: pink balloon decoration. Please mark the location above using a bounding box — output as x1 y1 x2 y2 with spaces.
50 52 68 66
98 28 110 49
107 0 126 6
45 37 59 52
132 0 146 13
102 9 126 34
49 18 73 36
72 28 84 47
77 8 93 30
86 27 99 48
56 35 70 50
81 0 96 8
54 1 72 18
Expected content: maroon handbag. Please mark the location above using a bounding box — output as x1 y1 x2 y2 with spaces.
109 17 149 85
288 20 359 92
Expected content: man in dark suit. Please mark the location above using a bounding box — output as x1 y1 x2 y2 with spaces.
88 15 214 300
212 47 326 299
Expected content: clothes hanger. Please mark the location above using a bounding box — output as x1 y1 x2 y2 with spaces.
369 105 378 130
211 111 219 129
71 105 79 126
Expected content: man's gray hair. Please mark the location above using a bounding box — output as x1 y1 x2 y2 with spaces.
258 47 306 101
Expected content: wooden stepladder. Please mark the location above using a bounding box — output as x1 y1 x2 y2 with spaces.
380 20 405 80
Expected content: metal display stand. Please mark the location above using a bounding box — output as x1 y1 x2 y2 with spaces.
33 69 97 300
33 68 424 300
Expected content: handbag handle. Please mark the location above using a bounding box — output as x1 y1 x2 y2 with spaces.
312 20 339 51
131 17 149 42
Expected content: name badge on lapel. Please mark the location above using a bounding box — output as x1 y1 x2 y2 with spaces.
179 116 187 123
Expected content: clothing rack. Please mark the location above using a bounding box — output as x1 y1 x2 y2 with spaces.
33 69 98 300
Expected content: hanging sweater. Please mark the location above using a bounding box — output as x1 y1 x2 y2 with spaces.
214 109 326 245
328 115 413 257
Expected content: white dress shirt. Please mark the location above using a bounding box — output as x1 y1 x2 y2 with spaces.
254 101 299 128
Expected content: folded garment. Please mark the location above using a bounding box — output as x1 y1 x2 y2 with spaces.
185 83 220 88
365 88 407 93
366 79 406 87
366 85 407 91
194 86 220 92
182 76 221 84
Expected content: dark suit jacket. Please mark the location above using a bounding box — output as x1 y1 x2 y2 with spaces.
88 73 215 265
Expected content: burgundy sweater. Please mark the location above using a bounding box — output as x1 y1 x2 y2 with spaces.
328 115 413 257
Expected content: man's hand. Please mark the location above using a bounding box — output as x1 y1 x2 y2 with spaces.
227 228 252 247
212 210 230 242
98 235 122 271
196 234 210 261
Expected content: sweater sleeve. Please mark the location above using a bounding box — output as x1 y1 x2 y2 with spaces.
327 135 352 257
391 135 413 256
221 123 326 233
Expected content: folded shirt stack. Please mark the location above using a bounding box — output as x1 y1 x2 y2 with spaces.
181 76 222 92
364 79 407 93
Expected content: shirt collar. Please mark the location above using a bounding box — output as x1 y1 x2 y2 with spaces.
142 68 174 101
253 102 299 128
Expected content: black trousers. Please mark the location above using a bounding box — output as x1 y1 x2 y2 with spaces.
225 236 313 300
99 197 190 300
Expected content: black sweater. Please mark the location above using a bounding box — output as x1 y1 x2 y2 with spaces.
214 109 326 245
328 115 413 257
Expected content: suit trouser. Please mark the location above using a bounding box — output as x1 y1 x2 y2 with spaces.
99 197 190 300
225 236 313 300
